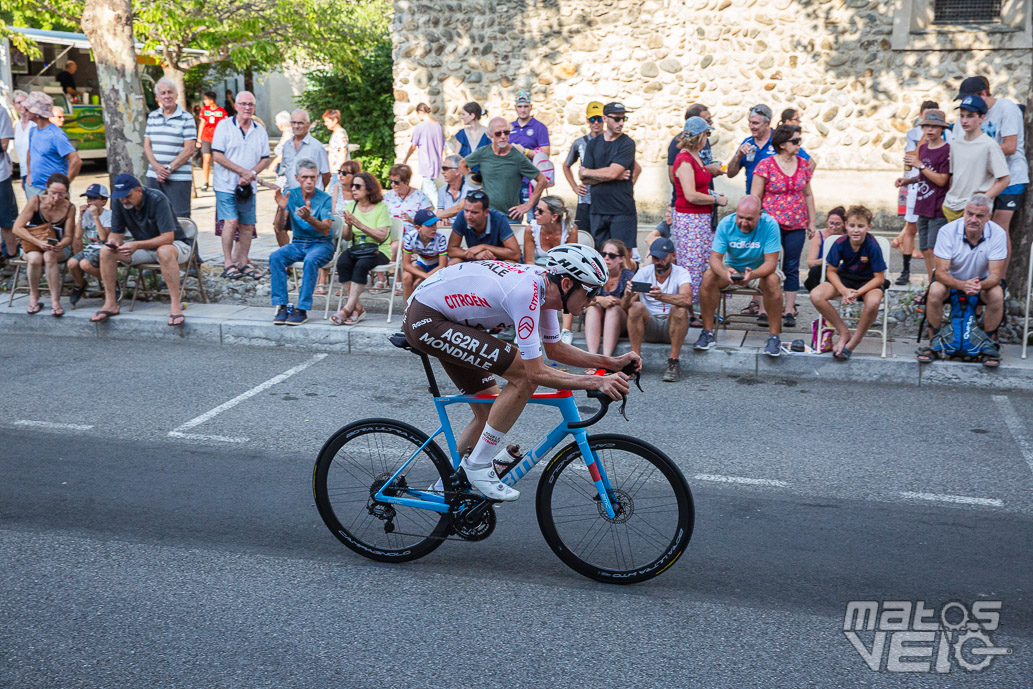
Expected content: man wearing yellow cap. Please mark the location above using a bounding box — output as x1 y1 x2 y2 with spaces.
563 101 605 235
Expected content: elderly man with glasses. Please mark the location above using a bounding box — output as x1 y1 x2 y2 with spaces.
434 154 469 222
280 109 331 191
446 189 522 263
464 117 548 222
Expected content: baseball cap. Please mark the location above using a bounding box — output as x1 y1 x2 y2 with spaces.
515 90 531 104
412 208 439 227
917 110 949 128
603 102 630 117
954 75 989 101
110 174 141 199
649 237 676 259
585 101 604 118
958 95 988 115
24 91 54 118
682 116 713 136
81 183 110 199
749 104 773 121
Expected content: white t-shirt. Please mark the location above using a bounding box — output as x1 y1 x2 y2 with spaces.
13 118 35 180
945 133 1010 211
81 207 113 241
210 117 271 194
933 218 1007 281
0 107 14 182
411 261 560 360
953 99 1028 186
631 263 692 317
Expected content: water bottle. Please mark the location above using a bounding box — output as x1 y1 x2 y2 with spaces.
745 143 757 163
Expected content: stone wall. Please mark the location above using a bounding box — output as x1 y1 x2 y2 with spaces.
392 0 1032 216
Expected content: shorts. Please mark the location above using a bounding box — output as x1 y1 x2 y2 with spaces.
403 300 517 394
722 261 784 289
413 257 438 272
215 190 257 225
996 184 1026 212
25 184 45 198
574 203 591 235
942 204 964 223
146 178 192 218
590 212 638 250
72 244 102 266
904 182 919 223
128 240 192 265
643 314 672 344
916 215 948 252
214 219 257 240
0 176 16 227
832 272 890 292
201 140 213 155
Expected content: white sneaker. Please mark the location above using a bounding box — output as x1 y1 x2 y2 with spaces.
427 477 445 493
560 329 573 345
461 459 520 501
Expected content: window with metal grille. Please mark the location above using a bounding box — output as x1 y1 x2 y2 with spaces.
933 0 1003 24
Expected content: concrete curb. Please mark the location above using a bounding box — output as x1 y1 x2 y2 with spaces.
2 309 1031 392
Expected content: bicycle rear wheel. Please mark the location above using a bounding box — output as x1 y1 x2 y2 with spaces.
536 434 693 584
313 419 453 562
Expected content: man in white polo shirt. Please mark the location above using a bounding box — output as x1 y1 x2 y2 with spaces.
144 77 196 218
623 237 693 382
279 109 330 191
924 193 1006 347
211 90 271 279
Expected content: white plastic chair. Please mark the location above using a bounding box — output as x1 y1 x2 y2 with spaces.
814 235 890 358
364 217 405 322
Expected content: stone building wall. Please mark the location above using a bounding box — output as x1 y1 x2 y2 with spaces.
391 0 1032 217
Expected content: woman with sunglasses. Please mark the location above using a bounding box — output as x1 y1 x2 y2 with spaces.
583 239 634 367
523 195 578 341
383 163 432 288
751 123 817 329
12 172 75 316
331 172 391 325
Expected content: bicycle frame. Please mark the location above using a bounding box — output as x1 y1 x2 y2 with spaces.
372 390 618 518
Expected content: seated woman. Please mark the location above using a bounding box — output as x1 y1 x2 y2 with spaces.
12 172 76 316
523 195 577 343
803 205 846 292
330 172 391 325
808 205 889 361
317 159 362 296
584 239 634 369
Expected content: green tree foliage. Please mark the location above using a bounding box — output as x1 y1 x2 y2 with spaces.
298 39 395 180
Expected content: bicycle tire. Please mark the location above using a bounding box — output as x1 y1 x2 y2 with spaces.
313 418 453 563
536 434 693 584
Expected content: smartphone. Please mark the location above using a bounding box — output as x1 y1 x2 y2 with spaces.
632 281 652 293
105 242 119 250
46 237 59 246
730 273 745 282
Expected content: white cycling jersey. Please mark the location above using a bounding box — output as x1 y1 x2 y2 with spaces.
410 260 561 360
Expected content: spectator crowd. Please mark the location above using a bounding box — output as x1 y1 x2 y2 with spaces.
0 72 1025 375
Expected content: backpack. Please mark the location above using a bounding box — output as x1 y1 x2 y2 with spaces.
929 290 999 360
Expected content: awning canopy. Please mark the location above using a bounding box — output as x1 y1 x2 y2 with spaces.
6 26 207 56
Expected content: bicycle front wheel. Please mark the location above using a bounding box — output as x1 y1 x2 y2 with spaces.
536 434 693 584
313 419 453 562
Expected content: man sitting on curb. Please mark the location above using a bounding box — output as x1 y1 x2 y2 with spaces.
624 237 693 382
918 193 1005 367
445 189 521 264
269 157 334 326
694 196 783 356
91 174 190 326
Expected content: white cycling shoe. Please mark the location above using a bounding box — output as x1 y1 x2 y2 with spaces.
461 459 520 502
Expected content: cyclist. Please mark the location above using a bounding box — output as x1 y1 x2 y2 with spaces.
403 244 642 501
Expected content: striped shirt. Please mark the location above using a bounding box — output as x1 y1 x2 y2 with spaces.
402 227 448 262
144 105 196 182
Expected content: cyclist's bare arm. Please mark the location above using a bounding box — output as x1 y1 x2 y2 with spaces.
520 354 630 401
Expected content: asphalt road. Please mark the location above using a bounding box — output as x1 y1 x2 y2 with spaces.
1 335 1031 688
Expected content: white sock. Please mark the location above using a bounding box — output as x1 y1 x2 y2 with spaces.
466 423 505 469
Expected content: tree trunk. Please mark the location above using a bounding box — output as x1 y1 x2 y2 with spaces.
1006 100 1033 321
81 0 149 180
163 63 189 110
244 66 254 93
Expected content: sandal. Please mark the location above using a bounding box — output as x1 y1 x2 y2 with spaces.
241 264 264 280
90 309 119 323
740 299 760 315
220 265 243 280
314 285 327 296
51 306 65 318
916 346 937 364
344 309 366 325
330 313 350 326
26 303 42 315
833 347 852 361
168 313 185 327
982 354 1001 369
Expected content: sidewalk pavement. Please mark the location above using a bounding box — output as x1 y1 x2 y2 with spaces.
2 293 1030 393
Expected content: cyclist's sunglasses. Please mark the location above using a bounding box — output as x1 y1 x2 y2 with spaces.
581 281 601 301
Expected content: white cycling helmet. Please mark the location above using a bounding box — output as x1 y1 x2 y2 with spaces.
545 244 608 287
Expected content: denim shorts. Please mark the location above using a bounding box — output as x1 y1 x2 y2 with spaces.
215 190 257 225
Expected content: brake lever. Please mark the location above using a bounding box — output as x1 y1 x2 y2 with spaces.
616 362 641 422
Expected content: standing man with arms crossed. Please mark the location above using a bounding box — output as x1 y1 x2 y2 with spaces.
580 102 639 259
563 101 604 236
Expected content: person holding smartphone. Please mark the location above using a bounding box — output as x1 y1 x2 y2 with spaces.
11 172 75 316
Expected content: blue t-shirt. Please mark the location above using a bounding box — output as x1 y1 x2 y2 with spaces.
712 212 782 271
738 135 810 194
826 234 887 280
287 187 333 244
452 208 515 249
28 123 76 189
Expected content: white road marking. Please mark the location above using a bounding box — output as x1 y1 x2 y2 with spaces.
900 491 1004 508
993 394 1033 479
168 353 327 438
167 431 249 444
14 420 94 431
694 473 789 488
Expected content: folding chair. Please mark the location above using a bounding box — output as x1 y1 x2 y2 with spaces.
6 250 68 306
361 217 405 323
717 249 783 330
125 217 208 311
814 235 890 358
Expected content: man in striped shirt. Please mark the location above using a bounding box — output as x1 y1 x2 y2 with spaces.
144 78 197 218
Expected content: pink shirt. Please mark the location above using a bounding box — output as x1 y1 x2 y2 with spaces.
754 155 813 230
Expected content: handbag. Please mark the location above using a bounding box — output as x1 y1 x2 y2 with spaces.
21 224 55 254
345 202 380 259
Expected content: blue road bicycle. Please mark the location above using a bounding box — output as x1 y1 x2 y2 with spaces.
313 334 694 583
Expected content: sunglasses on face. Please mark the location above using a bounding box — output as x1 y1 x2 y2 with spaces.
582 283 601 300
608 116 626 123
789 138 802 145
600 251 621 259
533 206 548 215
587 116 603 124
493 130 512 137
388 179 402 186
442 166 458 171
350 183 365 190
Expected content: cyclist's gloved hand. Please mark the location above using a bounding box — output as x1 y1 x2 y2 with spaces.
594 371 630 401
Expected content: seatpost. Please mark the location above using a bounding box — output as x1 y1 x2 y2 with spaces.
420 352 441 397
